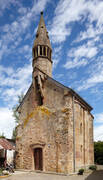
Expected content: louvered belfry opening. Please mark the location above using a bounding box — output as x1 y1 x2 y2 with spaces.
33 45 52 61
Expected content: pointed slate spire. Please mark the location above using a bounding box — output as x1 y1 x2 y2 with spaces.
33 12 52 49
32 12 52 77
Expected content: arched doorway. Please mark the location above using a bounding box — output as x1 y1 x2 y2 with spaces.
34 148 43 171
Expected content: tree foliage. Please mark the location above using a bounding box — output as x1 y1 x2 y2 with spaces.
12 93 24 140
0 133 6 138
12 127 17 140
94 141 103 165
12 93 24 124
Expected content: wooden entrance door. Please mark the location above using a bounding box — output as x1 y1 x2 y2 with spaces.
34 148 43 171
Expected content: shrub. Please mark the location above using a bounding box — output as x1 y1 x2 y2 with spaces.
94 141 103 165
96 157 103 165
0 168 3 176
89 165 97 171
78 168 84 175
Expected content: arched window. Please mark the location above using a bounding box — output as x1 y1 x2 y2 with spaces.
80 123 82 134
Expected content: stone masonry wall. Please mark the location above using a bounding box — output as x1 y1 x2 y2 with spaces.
16 79 74 173
74 99 94 171
16 78 94 174
33 57 52 77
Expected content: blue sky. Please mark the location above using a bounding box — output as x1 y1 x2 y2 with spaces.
0 0 103 141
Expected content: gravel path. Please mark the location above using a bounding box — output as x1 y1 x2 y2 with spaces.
1 170 103 180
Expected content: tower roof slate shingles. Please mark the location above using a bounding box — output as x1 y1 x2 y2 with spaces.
33 12 52 49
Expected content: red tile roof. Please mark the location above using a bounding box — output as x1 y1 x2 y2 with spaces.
0 138 15 150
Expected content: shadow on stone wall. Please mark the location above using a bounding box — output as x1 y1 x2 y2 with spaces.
85 170 103 180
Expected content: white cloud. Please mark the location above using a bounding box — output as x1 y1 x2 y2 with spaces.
88 0 103 27
77 73 103 91
77 58 103 91
18 7 28 15
49 0 103 44
76 24 101 42
74 0 103 42
0 44 8 61
64 58 88 69
53 59 60 69
95 113 103 123
0 108 15 138
0 0 50 61
0 0 51 139
49 0 87 43
69 45 97 59
0 0 21 15
94 125 103 141
52 45 63 69
49 0 103 82
64 42 97 69
18 45 32 59
0 65 13 75
50 0 103 70
0 62 32 107
94 113 103 141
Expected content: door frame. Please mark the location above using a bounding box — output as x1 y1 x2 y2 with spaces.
34 147 43 171
30 143 45 171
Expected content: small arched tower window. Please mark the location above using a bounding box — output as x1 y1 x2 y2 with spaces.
40 46 42 55
33 45 52 60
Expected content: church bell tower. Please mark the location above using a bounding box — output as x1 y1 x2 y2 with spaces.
32 12 52 77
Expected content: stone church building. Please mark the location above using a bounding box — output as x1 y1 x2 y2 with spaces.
16 12 94 174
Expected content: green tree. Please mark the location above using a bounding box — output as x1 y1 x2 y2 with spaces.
12 93 24 124
12 127 17 140
0 132 6 138
12 93 24 140
94 141 103 165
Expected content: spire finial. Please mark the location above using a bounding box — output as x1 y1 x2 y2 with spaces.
33 11 52 49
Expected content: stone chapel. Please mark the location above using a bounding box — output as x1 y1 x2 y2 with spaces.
16 12 94 174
